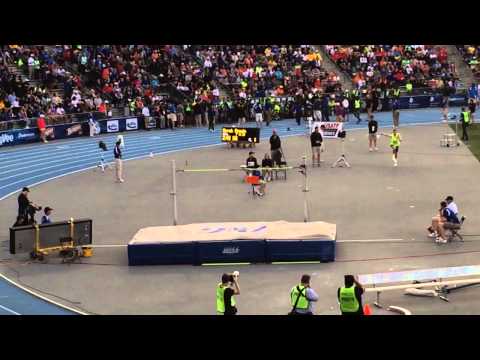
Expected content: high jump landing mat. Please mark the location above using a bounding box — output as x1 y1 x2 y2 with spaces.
127 221 336 266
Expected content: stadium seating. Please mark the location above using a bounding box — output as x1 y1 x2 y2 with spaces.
456 45 480 80
324 45 459 92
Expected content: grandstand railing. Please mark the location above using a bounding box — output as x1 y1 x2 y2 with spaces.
0 111 106 132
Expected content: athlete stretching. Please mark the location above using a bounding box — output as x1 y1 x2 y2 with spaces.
380 128 402 167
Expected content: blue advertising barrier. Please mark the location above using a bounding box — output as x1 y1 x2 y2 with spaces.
97 117 144 134
0 122 90 148
380 94 467 111
128 238 336 266
0 117 144 148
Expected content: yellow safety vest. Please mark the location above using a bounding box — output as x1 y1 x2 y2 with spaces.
216 283 236 313
339 286 360 313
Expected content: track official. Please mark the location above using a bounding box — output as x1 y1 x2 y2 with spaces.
461 107 471 142
270 129 282 166
338 275 365 315
114 139 124 183
310 126 323 166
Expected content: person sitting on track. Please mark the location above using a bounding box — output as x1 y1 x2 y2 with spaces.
246 151 266 196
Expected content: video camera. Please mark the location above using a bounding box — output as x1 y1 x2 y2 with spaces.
26 204 42 223
338 130 347 139
228 271 240 282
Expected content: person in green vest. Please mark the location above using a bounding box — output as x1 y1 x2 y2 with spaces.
405 81 413 94
337 275 365 315
289 274 319 315
461 107 471 142
273 102 281 121
33 58 40 80
391 85 401 100
380 127 402 166
216 272 240 315
128 99 136 116
352 96 362 123
352 88 359 99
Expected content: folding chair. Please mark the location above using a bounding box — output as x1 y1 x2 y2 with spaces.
245 175 262 199
447 216 466 242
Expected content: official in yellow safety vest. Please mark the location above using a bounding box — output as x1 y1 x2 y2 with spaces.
216 272 240 315
338 275 365 315
353 97 362 123
461 107 472 142
289 274 319 315
380 127 402 166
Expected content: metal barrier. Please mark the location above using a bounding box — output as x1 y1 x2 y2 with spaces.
0 111 106 132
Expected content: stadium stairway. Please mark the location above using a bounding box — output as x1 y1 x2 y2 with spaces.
440 44 476 88
315 45 354 91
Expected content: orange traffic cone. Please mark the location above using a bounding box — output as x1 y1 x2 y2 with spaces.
364 304 372 316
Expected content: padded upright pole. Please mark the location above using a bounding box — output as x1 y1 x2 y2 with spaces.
171 160 178 226
302 156 309 223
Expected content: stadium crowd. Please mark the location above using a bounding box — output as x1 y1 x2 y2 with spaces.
0 44 471 131
324 45 459 93
457 45 480 80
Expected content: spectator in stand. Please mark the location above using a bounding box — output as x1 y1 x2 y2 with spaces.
193 101 203 127
37 114 47 143
342 96 349 122
392 98 400 128
176 102 185 128
167 102 177 130
207 103 215 132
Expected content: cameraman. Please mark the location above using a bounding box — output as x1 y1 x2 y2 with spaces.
17 187 31 219
289 274 319 315
216 273 240 315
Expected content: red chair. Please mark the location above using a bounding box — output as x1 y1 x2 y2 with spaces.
245 175 261 198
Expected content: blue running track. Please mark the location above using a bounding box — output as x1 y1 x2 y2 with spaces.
0 106 461 314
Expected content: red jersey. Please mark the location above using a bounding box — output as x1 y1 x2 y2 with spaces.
37 117 46 130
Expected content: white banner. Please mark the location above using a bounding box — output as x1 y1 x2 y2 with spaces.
106 120 119 133
126 118 138 131
311 121 343 139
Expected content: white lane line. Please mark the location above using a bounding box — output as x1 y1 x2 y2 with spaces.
337 239 404 243
0 304 21 315
0 273 87 315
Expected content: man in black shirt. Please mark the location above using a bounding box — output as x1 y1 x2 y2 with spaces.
269 129 282 166
113 139 124 183
310 126 323 167
368 115 378 152
17 187 31 219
